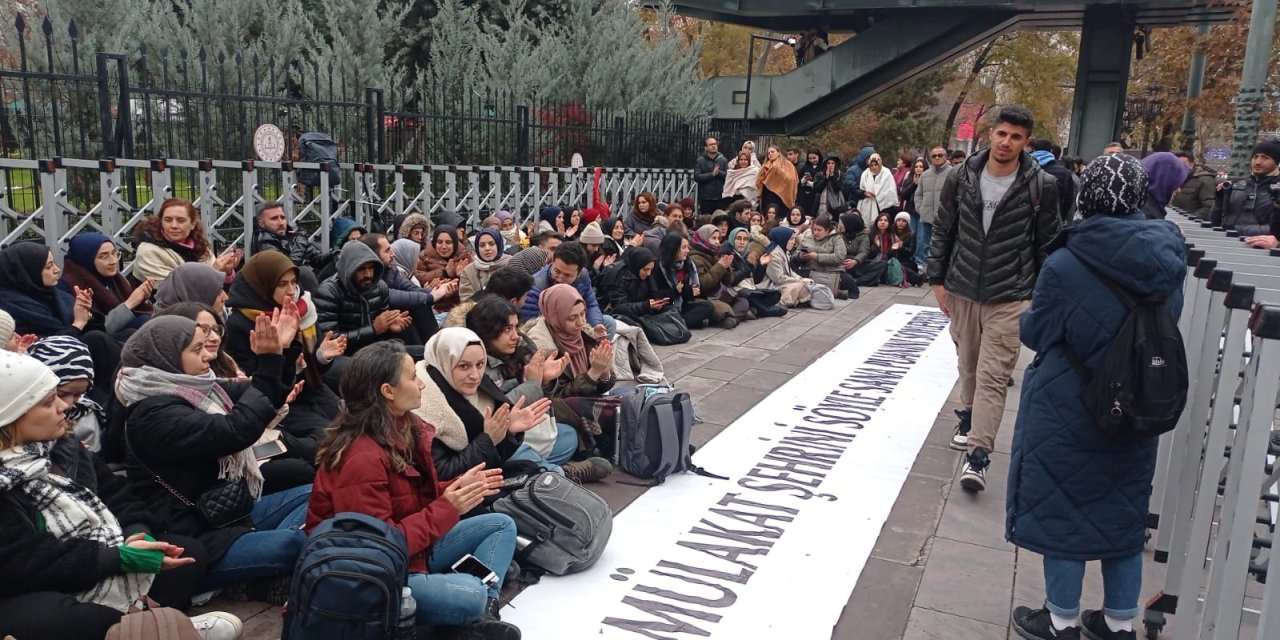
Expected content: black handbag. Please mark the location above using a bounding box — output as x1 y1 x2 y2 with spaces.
635 306 692 346
125 426 254 529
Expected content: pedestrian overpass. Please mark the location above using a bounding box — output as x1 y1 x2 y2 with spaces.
674 0 1235 156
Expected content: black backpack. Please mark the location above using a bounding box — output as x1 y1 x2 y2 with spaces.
297 132 341 188
1063 251 1188 441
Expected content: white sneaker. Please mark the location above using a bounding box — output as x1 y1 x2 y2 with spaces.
189 612 243 640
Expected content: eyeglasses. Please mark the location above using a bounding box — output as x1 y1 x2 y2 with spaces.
96 251 120 260
930 154 946 158
195 323 225 337
868 161 881 165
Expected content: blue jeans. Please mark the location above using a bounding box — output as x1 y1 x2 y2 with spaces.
1043 553 1143 620
203 484 311 589
915 222 933 267
408 513 517 626
509 422 579 473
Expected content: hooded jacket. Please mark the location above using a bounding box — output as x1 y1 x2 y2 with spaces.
519 266 606 327
251 220 332 271
1007 213 1185 560
926 149 1062 304
313 241 392 352
841 145 876 201
1210 173 1278 237
1170 164 1216 220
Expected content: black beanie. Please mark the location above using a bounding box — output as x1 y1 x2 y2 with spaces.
1253 139 1280 164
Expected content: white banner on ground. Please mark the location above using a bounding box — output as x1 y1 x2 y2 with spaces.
504 304 958 639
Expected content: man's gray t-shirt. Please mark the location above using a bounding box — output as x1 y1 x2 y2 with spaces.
980 168 1017 233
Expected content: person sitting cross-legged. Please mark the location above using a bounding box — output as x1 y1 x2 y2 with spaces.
314 240 420 356
519 241 615 339
306 341 521 639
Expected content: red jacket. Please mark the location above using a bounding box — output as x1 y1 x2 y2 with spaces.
306 416 461 572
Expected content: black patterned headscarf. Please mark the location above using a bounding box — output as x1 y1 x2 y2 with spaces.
1078 153 1149 218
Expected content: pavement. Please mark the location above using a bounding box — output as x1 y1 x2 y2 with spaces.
208 283 1265 639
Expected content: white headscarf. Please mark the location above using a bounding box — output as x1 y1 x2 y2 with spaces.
422 328 486 395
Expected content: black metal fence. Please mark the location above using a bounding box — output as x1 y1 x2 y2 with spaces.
0 12 715 169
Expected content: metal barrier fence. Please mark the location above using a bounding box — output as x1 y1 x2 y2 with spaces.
1142 211 1280 639
0 12 715 169
0 156 695 270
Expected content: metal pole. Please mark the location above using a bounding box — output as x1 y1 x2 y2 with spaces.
743 36 756 136
1228 0 1278 178
1180 23 1209 153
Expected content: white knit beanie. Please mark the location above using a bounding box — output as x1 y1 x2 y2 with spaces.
0 351 60 428
894 211 912 224
0 309 15 347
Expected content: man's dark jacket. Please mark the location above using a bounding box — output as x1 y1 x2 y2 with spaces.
1211 173 1279 237
314 241 391 352
694 153 729 203
252 220 333 271
926 149 1062 304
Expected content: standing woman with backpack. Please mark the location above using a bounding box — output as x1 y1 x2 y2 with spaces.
1007 154 1187 640
307 341 521 640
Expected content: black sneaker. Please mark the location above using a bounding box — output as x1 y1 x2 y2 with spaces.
960 447 990 492
949 408 972 451
1012 606 1081 640
1080 610 1136 640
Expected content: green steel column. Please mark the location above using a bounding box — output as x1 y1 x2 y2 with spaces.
1067 5 1135 158
1180 23 1210 153
1228 0 1278 178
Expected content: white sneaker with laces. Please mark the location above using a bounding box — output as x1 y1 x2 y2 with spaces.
189 611 243 640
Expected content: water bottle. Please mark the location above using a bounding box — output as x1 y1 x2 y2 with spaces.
397 586 417 640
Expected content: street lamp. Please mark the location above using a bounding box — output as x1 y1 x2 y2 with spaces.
743 34 797 136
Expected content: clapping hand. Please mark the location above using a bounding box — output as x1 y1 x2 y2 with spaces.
443 464 501 515
760 252 773 265
523 349 549 383
273 296 301 347
249 313 285 355
541 352 569 383
587 340 614 380
126 278 154 310
213 248 242 274
318 331 347 359
285 380 305 404
482 404 512 444
430 280 457 302
507 397 553 433
71 286 93 329
15 334 37 353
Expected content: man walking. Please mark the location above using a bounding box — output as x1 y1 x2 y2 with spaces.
694 137 729 215
913 146 955 269
927 105 1062 493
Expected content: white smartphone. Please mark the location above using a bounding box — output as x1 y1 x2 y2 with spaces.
451 554 499 587
252 439 288 461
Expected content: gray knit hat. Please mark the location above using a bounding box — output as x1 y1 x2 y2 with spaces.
579 221 605 245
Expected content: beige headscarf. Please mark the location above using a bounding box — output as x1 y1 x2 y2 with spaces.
422 327 486 398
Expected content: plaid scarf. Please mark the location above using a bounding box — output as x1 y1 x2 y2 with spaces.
0 441 154 611
115 366 263 499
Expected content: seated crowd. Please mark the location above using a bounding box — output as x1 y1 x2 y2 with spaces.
0 191 890 640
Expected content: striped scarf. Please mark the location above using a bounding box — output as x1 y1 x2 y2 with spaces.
0 441 154 611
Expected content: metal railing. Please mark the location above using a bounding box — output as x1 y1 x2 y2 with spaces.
0 156 695 269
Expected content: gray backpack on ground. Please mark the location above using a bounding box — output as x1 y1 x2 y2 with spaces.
491 473 612 576
615 386 721 485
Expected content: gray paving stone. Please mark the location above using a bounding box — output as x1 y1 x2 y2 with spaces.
935 451 1014 552
834 557 924 640
911 444 963 482
871 474 950 566
693 383 769 425
731 368 793 392
690 366 740 382
660 353 714 380
670 374 727 404
902 606 1008 640
914 537 1016 628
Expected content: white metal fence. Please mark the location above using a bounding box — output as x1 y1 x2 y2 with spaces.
0 157 695 265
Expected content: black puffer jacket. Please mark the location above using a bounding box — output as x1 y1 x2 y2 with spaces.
926 150 1062 303
694 152 729 202
1211 173 1279 237
251 221 333 271
313 241 392 353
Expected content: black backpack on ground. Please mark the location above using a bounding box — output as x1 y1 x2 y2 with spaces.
297 132 341 188
282 512 411 640
1062 251 1188 442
